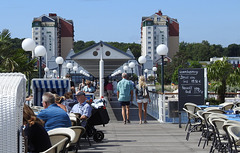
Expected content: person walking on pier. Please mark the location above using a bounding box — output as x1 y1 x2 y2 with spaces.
136 76 150 124
117 73 134 124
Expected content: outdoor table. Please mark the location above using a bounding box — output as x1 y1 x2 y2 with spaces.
225 114 240 122
197 105 221 110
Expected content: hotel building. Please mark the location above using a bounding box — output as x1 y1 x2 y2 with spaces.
32 13 74 69
141 10 179 64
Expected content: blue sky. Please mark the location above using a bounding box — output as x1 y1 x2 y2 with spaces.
0 0 239 47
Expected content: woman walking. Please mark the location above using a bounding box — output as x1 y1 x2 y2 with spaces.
136 76 151 124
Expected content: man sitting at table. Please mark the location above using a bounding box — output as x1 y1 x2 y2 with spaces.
37 92 71 131
70 91 92 127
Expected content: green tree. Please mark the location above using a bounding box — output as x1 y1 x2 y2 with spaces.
226 44 240 57
0 29 37 76
207 57 233 102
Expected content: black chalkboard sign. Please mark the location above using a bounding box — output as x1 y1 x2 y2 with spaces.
178 68 204 111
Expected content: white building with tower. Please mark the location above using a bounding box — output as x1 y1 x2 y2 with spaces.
141 10 179 65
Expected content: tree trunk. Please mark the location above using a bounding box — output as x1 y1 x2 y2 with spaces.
217 80 226 103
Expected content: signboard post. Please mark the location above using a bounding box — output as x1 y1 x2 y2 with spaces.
178 68 205 127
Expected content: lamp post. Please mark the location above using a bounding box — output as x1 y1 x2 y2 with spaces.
53 70 57 78
66 63 73 75
144 69 148 81
138 56 146 75
152 66 157 86
123 65 128 73
156 44 168 93
73 66 78 86
35 45 46 78
44 67 49 78
129 62 135 77
22 38 36 96
117 70 122 78
55 56 64 78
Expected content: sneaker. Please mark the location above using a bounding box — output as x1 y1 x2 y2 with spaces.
144 120 147 124
124 120 126 124
139 120 142 124
127 119 130 123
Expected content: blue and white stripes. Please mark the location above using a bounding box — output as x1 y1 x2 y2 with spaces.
32 79 70 106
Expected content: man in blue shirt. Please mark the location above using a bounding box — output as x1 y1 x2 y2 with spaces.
70 91 92 127
117 73 133 124
37 92 71 131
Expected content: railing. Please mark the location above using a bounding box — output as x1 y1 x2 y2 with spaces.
132 89 166 122
132 88 240 122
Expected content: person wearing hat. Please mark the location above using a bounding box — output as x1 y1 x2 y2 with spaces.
70 91 92 127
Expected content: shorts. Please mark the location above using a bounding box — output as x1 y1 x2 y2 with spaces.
137 98 149 103
107 90 113 95
119 101 130 106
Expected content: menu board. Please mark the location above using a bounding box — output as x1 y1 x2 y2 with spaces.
178 68 204 111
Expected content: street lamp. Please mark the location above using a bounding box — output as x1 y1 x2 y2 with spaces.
117 70 122 74
152 66 157 85
53 70 57 78
73 66 78 85
44 67 49 78
22 38 36 96
138 56 146 75
129 62 135 76
123 65 128 73
22 38 36 58
35 45 46 78
66 63 73 75
144 69 148 80
156 44 168 93
55 56 64 78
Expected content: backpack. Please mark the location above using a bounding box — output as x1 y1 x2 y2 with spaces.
137 86 149 99
137 87 144 99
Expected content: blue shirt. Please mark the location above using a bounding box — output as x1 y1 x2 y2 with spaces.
70 101 92 127
82 86 95 93
117 78 133 101
37 104 71 131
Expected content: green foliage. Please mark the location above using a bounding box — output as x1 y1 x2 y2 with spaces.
207 57 233 102
0 29 37 76
228 67 240 87
226 44 240 57
131 73 138 82
188 60 202 68
73 40 96 52
205 97 221 105
147 75 155 82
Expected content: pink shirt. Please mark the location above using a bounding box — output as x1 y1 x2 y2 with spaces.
106 83 113 90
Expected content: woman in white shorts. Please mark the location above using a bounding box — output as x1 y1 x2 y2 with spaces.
136 76 151 124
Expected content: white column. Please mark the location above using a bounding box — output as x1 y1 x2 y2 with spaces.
99 59 104 98
204 68 208 99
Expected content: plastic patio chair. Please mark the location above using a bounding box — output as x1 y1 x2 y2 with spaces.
48 128 76 153
183 103 201 132
227 125 240 153
68 126 86 153
222 121 240 153
183 108 201 140
40 137 69 153
209 118 228 153
221 103 234 111
198 112 214 149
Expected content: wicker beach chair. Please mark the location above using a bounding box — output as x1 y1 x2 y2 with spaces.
0 73 26 153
